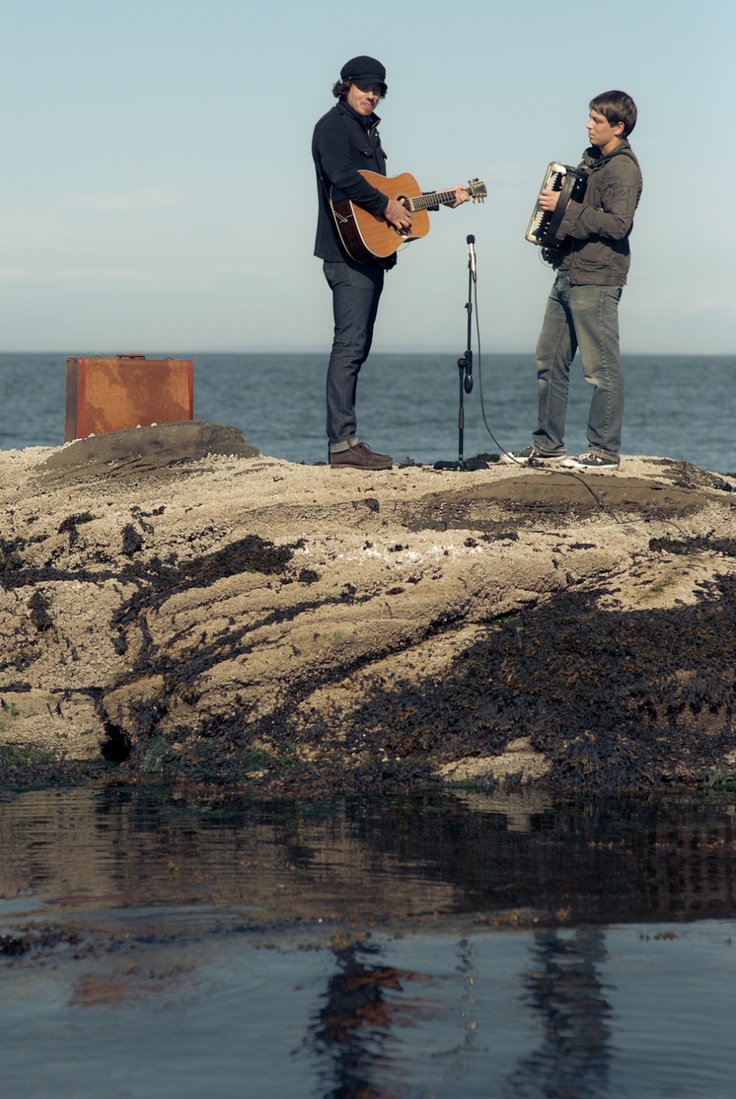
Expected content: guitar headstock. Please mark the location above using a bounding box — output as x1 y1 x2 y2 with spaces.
467 178 487 203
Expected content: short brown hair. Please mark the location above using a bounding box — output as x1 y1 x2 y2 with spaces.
589 90 637 136
332 79 387 100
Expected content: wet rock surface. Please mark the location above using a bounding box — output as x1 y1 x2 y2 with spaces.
2 424 736 794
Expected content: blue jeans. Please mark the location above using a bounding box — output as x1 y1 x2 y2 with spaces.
532 274 624 460
323 259 385 450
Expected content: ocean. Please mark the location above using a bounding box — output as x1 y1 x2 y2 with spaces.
2 786 736 1099
1 351 734 473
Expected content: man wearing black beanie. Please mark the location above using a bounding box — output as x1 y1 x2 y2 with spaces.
312 56 467 469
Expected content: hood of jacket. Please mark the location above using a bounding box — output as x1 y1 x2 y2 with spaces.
581 136 638 173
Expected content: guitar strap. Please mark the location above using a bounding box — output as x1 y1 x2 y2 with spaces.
318 174 331 199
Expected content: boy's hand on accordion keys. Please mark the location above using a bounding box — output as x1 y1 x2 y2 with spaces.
538 186 563 212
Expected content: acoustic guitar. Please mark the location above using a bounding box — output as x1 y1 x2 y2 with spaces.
329 170 487 262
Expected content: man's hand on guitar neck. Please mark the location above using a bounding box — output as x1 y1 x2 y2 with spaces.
382 197 412 232
444 185 470 207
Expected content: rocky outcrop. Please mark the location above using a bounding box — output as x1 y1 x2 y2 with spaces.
2 423 736 793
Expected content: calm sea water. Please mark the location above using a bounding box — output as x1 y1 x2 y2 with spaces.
1 786 736 1098
1 351 734 472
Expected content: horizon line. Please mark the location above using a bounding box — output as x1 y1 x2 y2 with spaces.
1 348 734 359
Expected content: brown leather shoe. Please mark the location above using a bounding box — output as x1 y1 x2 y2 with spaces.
329 442 393 470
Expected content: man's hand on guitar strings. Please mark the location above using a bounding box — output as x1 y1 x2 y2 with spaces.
383 197 412 231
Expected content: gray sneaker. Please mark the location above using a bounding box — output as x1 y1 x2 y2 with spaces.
561 452 619 471
500 446 566 465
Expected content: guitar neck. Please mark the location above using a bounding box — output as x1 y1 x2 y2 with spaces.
408 188 457 212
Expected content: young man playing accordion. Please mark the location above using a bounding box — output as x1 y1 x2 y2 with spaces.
505 90 642 471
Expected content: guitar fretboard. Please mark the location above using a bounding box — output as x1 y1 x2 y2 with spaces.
408 189 458 212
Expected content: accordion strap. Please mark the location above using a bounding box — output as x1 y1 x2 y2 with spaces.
544 169 587 240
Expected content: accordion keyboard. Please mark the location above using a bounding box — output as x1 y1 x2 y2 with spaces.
525 162 587 246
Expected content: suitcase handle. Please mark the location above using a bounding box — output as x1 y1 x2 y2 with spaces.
117 353 145 359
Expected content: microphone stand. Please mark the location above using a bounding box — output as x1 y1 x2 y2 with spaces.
434 235 488 471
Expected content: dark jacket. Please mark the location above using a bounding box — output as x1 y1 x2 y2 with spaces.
312 100 390 263
556 138 642 286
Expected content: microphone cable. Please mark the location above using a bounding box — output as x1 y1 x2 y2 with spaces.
468 242 685 530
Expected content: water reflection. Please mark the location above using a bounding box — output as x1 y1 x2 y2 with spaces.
307 930 615 1099
1 785 735 1099
312 941 429 1099
503 930 612 1099
1 785 735 927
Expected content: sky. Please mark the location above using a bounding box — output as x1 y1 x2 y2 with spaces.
0 0 733 356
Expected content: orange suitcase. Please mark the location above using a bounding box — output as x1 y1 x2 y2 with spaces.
65 354 194 442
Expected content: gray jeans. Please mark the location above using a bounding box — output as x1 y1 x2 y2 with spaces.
532 273 624 460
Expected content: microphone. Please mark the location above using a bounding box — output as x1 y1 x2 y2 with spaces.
467 234 477 281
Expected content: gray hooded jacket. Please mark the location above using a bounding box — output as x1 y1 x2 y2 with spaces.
556 138 642 286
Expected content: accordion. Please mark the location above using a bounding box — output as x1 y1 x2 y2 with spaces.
525 162 588 247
